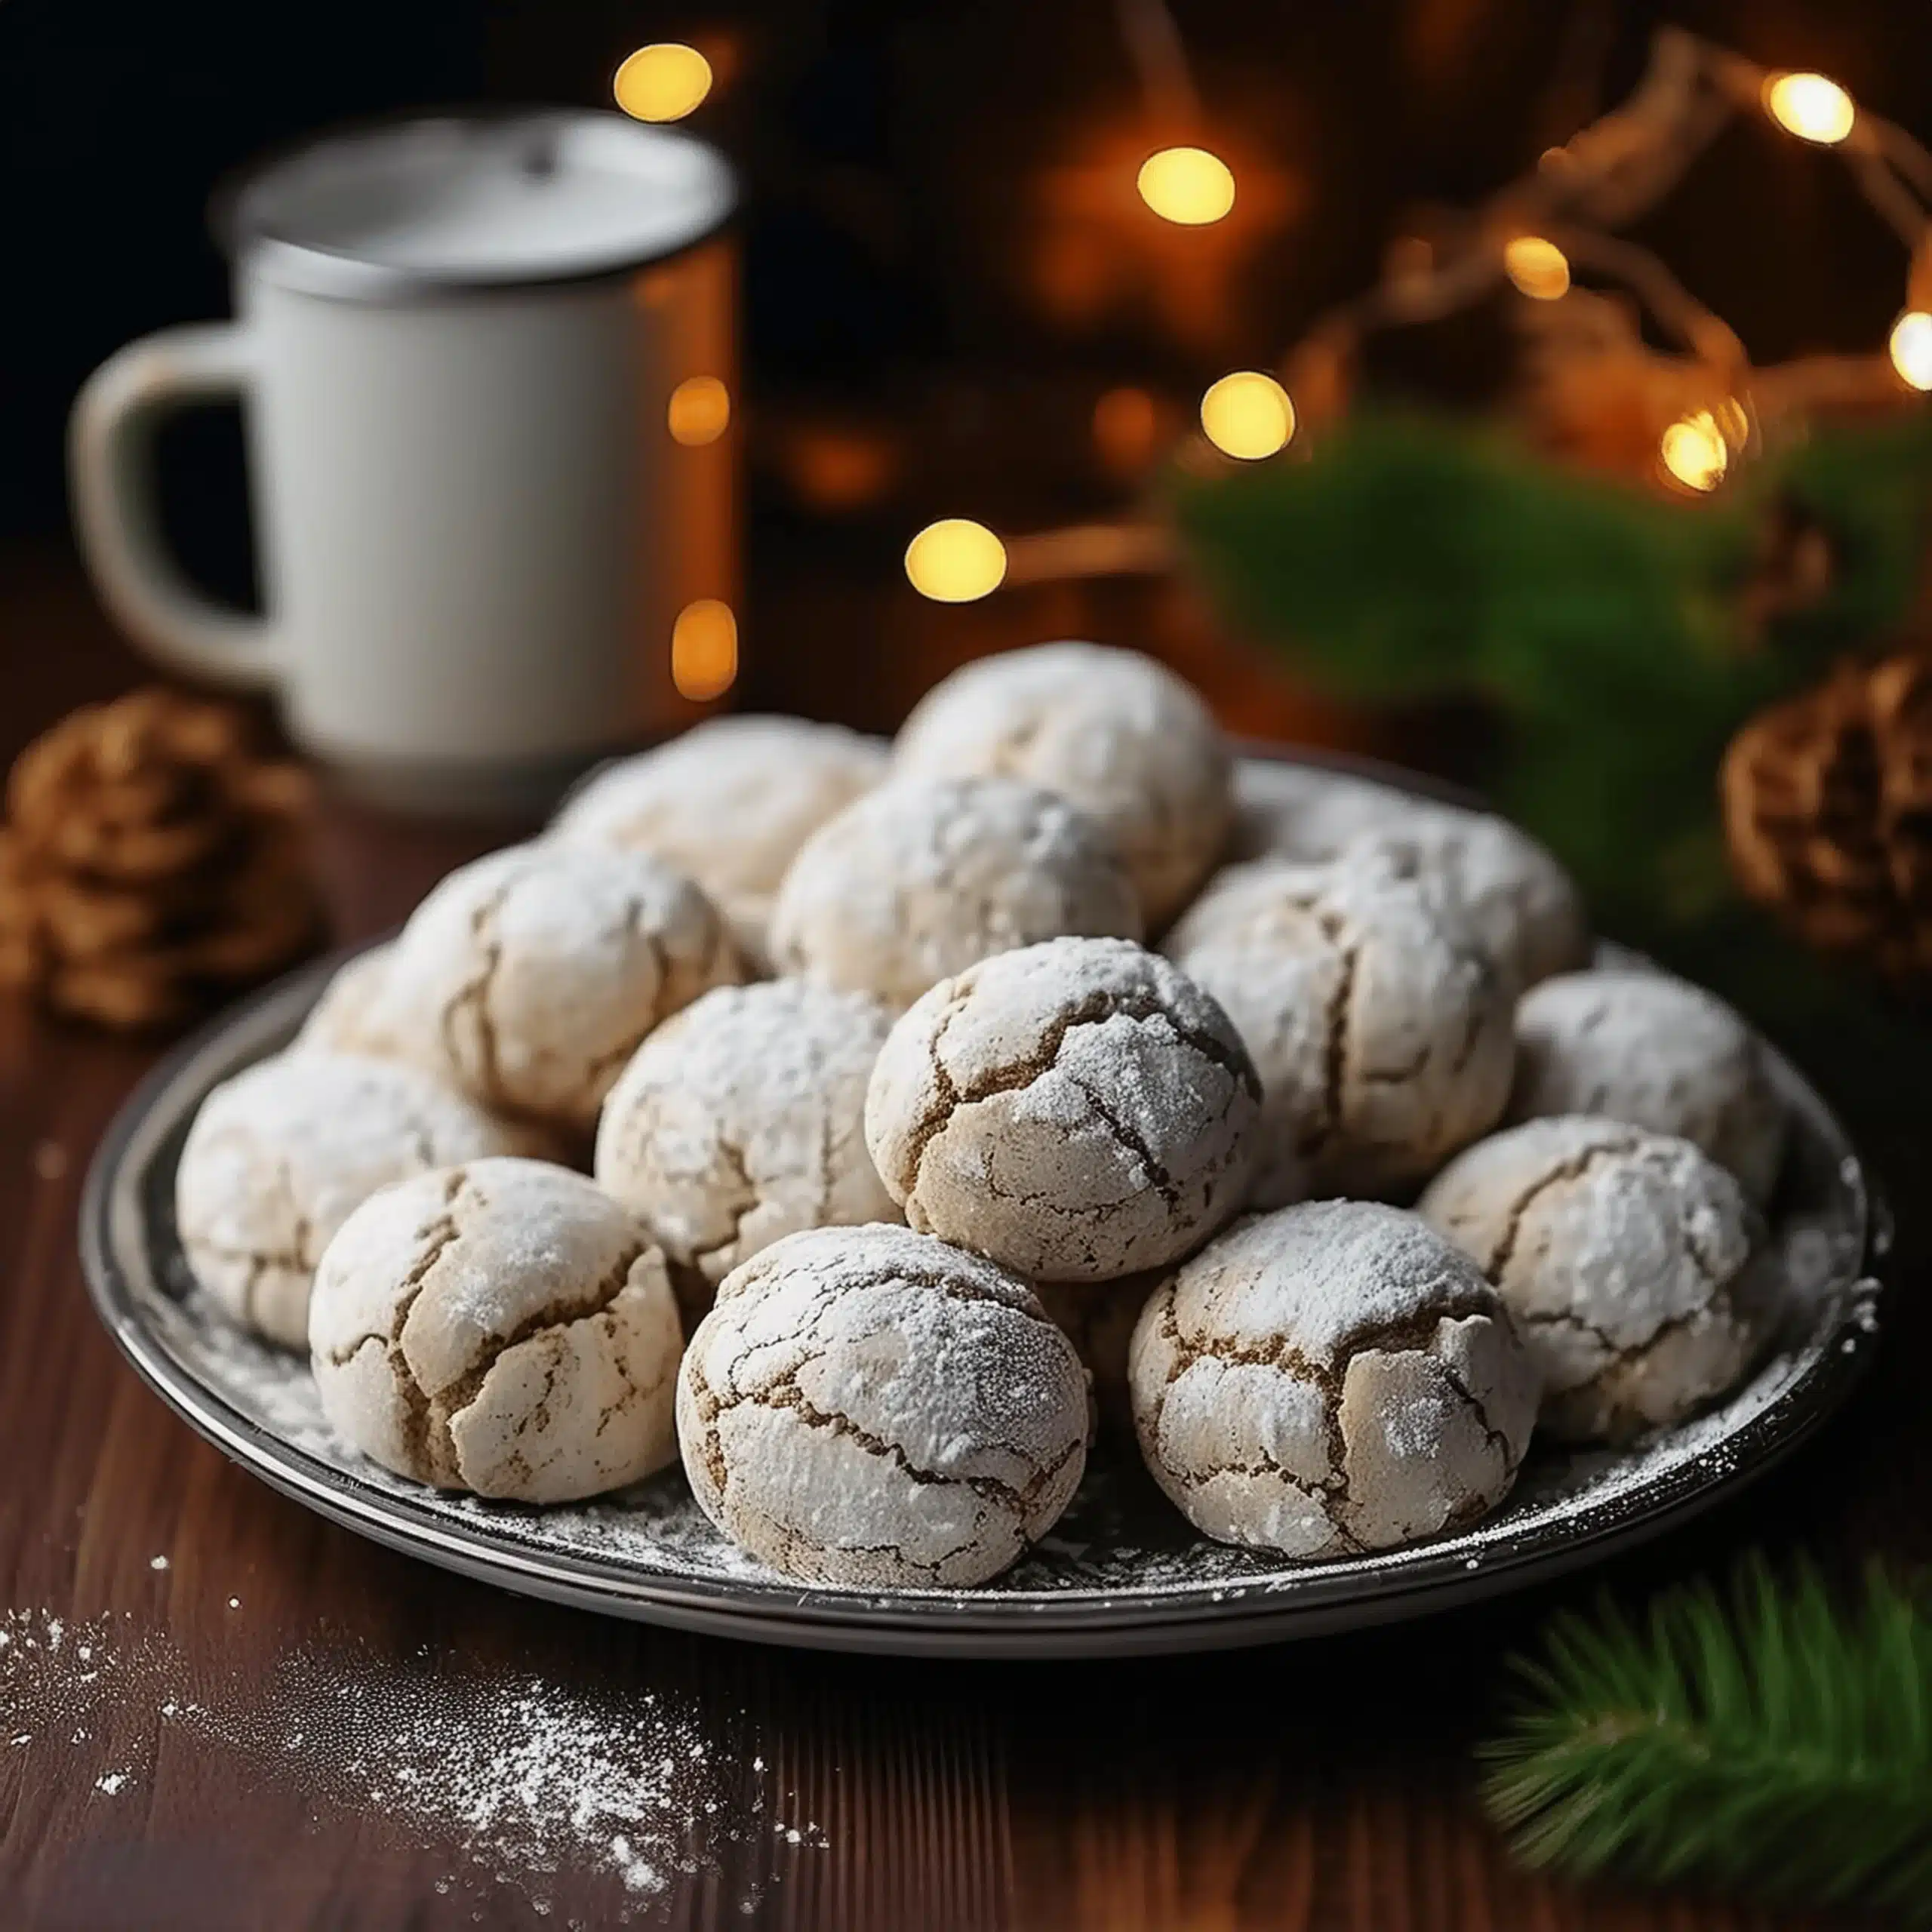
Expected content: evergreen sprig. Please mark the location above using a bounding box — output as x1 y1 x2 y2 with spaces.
1479 1557 1932 1920
1171 410 1932 940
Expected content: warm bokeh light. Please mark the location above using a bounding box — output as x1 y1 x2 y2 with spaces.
1764 72 1855 146
1660 411 1729 492
614 43 714 122
905 519 1008 602
667 375 731 445
1890 311 1932 390
1503 235 1571 301
1200 371 1295 460
671 598 737 699
1136 147 1236 225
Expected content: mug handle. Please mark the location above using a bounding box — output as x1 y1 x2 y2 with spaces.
68 322 283 691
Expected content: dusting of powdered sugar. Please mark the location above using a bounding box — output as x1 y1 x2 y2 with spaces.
594 980 900 1286
891 642 1232 928
1419 1117 1760 1438
1509 968 1788 1201
0 1604 820 1920
388 841 745 1127
677 1223 1090 1588
1227 764 1588 992
768 774 1143 1011
863 936 1262 1282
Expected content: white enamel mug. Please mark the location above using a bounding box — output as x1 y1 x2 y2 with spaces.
69 112 737 811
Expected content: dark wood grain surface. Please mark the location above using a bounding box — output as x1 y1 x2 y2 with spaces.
1 540 1917 1932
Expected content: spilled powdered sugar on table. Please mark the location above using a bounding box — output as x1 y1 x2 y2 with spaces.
0 1604 821 1921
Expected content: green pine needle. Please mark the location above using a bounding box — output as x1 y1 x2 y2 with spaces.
1479 1557 1932 1919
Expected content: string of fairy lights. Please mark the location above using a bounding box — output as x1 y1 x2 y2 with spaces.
894 26 1932 601
608 24 1932 622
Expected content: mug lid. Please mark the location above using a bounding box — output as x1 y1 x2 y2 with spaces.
216 110 735 300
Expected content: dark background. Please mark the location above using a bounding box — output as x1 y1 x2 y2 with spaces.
6 0 1932 614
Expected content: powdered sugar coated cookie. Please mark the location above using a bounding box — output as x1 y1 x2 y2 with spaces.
309 1157 681 1503
892 643 1232 928
550 716 886 959
676 1223 1088 1587
1420 1115 1765 1441
768 774 1141 1011
865 937 1260 1281
1165 845 1512 1201
384 842 743 1131
1509 970 1786 1200
295 943 419 1064
595 979 900 1300
1128 1200 1537 1557
1230 764 1588 991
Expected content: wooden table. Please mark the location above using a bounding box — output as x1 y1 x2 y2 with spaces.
1 541 1916 1932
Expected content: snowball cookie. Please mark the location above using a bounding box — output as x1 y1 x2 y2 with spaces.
385 841 743 1131
893 643 1232 929
310 1157 681 1502
595 980 900 1297
177 1051 534 1348
677 1223 1088 1587
1346 824 1587 995
1128 1201 1538 1557
1509 970 1787 1201
866 937 1261 1281
1419 1116 1764 1442
768 775 1142 1011
1165 846 1512 1202
550 716 887 955
1231 762 1589 992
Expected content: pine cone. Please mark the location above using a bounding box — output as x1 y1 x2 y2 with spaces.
0 689 327 1029
1721 653 1932 987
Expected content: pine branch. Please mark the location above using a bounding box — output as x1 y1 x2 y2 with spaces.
1479 1556 1932 1919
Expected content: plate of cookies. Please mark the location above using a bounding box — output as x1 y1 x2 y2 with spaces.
82 645 1884 1656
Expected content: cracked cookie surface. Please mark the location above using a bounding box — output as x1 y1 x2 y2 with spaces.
1419 1115 1764 1442
769 774 1142 1011
595 980 901 1302
864 937 1260 1282
550 716 887 965
309 1156 681 1502
384 842 744 1131
1128 1201 1537 1558
1230 767 1588 992
176 1050 532 1348
1166 845 1513 1204
675 1223 1089 1587
891 642 1232 929
1508 970 1786 1201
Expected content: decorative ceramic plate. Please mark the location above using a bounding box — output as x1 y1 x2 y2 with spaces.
80 758 1886 1657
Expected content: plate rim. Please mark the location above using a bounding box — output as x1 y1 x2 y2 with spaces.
78 752 1887 1655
